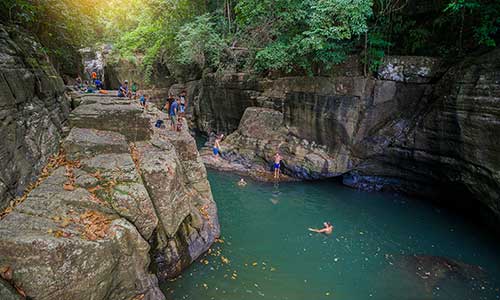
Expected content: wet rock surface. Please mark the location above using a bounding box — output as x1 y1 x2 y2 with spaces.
0 93 219 299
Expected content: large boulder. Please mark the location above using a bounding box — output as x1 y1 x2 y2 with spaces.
136 130 219 280
69 99 152 141
0 167 164 300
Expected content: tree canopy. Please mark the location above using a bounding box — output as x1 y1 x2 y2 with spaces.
2 0 499 78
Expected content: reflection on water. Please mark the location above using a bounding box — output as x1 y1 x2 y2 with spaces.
163 170 500 300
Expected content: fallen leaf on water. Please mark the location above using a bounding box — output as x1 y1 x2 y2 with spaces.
221 256 230 264
252 262 258 266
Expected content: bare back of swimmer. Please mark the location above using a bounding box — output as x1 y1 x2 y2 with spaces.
308 222 333 234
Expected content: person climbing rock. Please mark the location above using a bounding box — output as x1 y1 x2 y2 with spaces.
170 97 179 131
273 152 282 179
308 222 333 234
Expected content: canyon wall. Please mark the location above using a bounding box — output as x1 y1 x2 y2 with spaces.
0 24 71 210
175 50 500 227
0 27 219 298
0 93 219 299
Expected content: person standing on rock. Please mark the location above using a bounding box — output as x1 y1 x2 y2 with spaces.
131 81 138 98
179 91 187 118
213 136 221 159
273 152 282 179
170 97 179 131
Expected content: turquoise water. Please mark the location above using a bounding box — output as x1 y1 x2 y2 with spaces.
164 171 500 300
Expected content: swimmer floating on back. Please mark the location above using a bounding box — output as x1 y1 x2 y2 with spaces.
309 222 333 234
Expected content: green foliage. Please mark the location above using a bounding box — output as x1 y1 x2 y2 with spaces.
1 0 100 73
4 0 499 80
175 14 227 69
236 0 372 74
364 31 392 72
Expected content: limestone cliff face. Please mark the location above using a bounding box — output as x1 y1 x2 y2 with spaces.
355 48 500 222
0 25 70 209
0 94 219 299
182 51 500 226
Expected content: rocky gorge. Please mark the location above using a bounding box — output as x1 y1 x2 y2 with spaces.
160 50 500 230
0 25 219 299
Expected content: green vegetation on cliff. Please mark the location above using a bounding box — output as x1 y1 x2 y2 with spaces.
105 0 499 78
0 0 101 74
2 0 499 77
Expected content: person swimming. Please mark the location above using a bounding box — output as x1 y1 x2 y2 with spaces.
273 152 282 179
237 178 247 186
308 222 333 234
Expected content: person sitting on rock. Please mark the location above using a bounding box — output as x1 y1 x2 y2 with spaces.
140 93 147 108
308 222 333 234
118 82 126 97
273 152 282 179
95 78 102 90
237 178 247 187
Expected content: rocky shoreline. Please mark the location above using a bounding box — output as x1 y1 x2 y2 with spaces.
0 93 219 299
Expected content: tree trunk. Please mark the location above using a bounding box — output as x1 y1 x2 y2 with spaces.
364 31 368 77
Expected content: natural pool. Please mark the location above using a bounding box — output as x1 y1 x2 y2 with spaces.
163 170 500 300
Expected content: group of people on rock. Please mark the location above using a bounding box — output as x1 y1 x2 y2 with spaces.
118 80 138 98
163 91 187 132
75 70 103 93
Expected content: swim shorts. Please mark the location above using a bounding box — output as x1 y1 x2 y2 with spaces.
213 147 219 155
274 163 280 170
